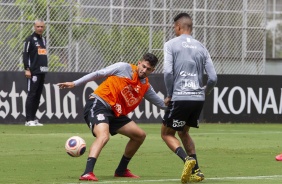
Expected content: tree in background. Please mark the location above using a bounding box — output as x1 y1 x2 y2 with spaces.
266 22 282 58
87 25 163 65
2 0 163 72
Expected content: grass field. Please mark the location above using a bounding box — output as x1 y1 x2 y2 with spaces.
0 123 282 184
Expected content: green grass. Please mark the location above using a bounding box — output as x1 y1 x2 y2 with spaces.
0 123 282 184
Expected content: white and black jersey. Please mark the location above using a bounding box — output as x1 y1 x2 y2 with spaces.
23 32 48 74
164 34 217 101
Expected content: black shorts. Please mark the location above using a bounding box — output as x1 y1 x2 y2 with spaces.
84 98 132 136
162 101 204 131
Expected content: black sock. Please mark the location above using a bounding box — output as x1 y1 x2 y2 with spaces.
115 155 131 175
175 147 188 162
82 157 96 175
189 154 199 172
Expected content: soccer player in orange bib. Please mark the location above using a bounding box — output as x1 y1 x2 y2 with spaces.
57 53 166 181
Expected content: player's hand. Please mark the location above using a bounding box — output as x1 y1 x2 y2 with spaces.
57 82 75 89
25 70 31 79
203 85 210 95
164 97 171 106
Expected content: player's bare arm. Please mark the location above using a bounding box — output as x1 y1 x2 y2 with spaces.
164 97 171 106
57 82 75 89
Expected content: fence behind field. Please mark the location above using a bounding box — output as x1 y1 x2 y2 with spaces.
0 0 266 74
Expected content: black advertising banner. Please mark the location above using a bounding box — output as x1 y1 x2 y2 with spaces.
0 72 165 124
204 75 282 123
0 72 281 124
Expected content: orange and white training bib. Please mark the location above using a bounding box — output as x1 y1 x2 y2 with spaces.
94 64 149 117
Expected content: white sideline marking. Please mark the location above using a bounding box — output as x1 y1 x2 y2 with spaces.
68 175 282 184
4 131 282 136
208 175 282 180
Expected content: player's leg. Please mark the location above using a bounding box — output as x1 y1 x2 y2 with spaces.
114 119 146 178
162 101 196 183
25 78 33 123
80 98 111 181
178 128 200 169
178 101 205 182
178 127 196 159
79 123 109 181
178 129 200 172
161 124 196 183
161 124 181 152
116 121 146 157
33 74 45 126
89 122 110 157
161 101 192 161
25 76 39 126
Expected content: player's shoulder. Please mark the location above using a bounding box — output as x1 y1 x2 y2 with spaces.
165 36 179 45
24 34 33 42
190 39 207 52
194 39 204 46
115 62 131 68
164 37 180 51
111 62 132 72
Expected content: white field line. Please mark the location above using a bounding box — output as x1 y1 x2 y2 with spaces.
66 175 282 184
2 131 282 136
208 175 282 180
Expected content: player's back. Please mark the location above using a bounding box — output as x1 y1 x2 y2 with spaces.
164 34 208 101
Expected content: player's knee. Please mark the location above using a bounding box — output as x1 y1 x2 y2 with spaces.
177 131 184 138
161 127 175 140
140 130 147 141
178 130 189 138
96 134 110 145
161 133 171 142
136 130 146 143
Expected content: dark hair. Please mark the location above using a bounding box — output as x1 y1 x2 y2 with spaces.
173 13 191 22
173 13 193 31
142 53 158 67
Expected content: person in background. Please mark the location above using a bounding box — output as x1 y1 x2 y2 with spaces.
161 13 217 183
23 19 48 126
57 53 166 181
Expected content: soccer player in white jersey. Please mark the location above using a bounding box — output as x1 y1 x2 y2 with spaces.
161 13 217 183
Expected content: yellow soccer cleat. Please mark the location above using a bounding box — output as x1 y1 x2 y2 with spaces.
188 169 204 182
181 157 196 183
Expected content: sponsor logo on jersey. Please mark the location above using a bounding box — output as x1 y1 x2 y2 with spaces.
176 91 203 96
121 85 139 107
40 66 49 72
38 48 47 55
181 79 198 89
182 42 197 49
180 71 196 77
33 37 37 41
